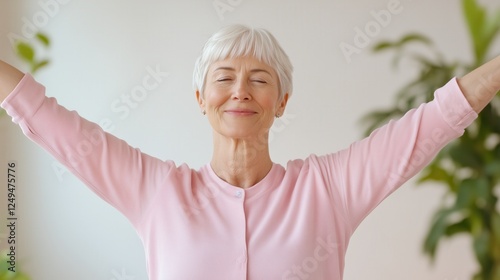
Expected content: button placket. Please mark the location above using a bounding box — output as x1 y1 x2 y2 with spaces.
233 188 247 278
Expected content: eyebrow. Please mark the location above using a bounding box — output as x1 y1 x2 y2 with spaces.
213 67 272 75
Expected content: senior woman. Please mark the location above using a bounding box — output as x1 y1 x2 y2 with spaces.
0 24 499 279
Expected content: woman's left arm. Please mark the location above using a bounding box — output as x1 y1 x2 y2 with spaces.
458 56 500 113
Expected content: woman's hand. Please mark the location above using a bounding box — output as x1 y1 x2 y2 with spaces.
458 56 500 114
0 60 25 104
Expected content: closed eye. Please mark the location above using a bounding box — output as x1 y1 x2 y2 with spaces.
252 80 267 83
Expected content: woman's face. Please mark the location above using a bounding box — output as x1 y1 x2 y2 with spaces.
197 56 288 141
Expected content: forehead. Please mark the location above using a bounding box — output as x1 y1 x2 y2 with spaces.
209 56 276 75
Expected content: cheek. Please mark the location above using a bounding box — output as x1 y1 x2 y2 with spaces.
204 91 227 108
260 97 280 111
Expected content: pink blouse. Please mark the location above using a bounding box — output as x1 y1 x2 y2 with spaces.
1 74 477 279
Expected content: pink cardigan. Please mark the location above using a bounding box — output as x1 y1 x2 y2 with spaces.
1 74 477 279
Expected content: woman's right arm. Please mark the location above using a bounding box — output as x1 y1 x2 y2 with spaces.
0 60 24 103
0 60 173 228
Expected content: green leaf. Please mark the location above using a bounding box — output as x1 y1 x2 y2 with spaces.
462 0 500 64
463 0 484 39
470 208 484 236
423 207 457 259
0 250 31 279
474 177 490 205
445 218 470 236
398 33 433 47
455 177 490 210
492 213 500 266
418 164 453 185
448 139 483 168
492 212 500 241
15 42 35 63
473 230 491 267
372 33 432 53
455 179 475 209
494 142 500 159
479 103 500 134
372 41 394 52
359 108 404 136
14 32 51 76
463 0 486 62
35 32 50 47
32 59 50 74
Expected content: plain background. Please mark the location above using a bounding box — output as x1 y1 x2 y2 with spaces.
1 0 499 279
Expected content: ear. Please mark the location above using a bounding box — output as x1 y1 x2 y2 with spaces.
196 90 205 110
276 93 289 115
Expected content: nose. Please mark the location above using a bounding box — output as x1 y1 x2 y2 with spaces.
232 80 252 101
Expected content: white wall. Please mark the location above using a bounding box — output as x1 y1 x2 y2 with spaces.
1 0 498 279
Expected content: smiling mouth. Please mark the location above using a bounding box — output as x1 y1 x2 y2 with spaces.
224 110 258 116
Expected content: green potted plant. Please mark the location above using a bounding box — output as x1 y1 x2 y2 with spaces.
361 0 500 279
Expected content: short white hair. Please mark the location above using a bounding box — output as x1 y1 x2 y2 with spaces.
193 24 293 100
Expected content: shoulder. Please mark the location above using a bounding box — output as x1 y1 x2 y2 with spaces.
283 153 339 177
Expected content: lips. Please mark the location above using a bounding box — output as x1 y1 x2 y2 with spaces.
224 109 257 115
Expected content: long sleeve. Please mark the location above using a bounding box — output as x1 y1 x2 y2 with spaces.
314 77 478 233
1 74 174 228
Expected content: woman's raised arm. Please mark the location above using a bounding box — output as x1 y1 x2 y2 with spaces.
0 59 173 229
0 60 25 103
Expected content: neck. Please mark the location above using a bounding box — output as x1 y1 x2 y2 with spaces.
210 132 273 189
